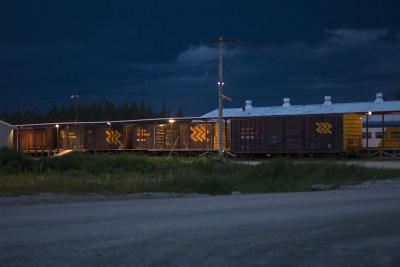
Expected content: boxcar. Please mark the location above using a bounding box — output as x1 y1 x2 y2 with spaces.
129 120 217 151
85 125 125 150
15 128 56 151
59 125 85 150
129 123 154 150
231 115 344 154
13 114 363 156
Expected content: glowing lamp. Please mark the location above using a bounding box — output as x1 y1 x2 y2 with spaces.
168 119 175 123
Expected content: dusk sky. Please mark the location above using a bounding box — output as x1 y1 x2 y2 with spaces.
1 0 400 116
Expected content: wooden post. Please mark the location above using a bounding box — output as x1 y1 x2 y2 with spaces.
139 122 142 150
188 120 191 151
205 120 208 150
224 118 228 150
382 114 385 148
153 121 156 150
366 115 369 149
16 127 19 151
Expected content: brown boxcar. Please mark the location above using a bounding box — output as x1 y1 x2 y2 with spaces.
178 122 191 150
59 125 85 150
85 125 125 150
231 115 343 154
304 115 343 152
126 120 217 151
156 123 178 150
165 121 195 150
16 128 56 150
130 123 155 150
129 122 186 150
189 122 214 150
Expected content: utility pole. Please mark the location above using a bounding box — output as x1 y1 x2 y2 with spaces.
209 37 235 160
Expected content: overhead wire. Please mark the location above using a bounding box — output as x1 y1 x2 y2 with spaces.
3 39 400 107
235 40 400 64
0 59 218 106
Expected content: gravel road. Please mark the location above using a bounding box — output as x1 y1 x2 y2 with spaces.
236 160 400 169
1 188 400 267
343 160 400 169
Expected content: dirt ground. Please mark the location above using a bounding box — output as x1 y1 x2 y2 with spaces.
236 159 400 169
1 188 400 266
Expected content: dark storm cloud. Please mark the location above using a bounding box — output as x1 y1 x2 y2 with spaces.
1 0 400 115
326 29 388 45
174 28 400 110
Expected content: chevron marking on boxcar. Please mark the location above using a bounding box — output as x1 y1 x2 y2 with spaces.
106 130 122 144
316 122 333 134
113 130 122 145
106 130 112 143
190 125 209 142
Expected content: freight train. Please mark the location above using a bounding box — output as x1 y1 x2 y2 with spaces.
9 94 400 157
10 113 400 157
13 118 231 156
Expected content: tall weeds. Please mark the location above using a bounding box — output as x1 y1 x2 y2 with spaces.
0 148 399 195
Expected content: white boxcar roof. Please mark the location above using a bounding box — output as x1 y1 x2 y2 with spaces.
201 100 400 118
0 120 12 127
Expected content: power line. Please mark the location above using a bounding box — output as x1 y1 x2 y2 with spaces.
0 59 218 106
78 59 218 96
236 40 400 64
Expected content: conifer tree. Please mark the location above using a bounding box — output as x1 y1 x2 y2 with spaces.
176 106 184 117
0 100 181 124
129 102 138 119
395 90 400 100
159 104 168 118
139 100 146 118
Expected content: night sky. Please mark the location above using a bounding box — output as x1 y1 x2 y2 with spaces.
1 0 400 116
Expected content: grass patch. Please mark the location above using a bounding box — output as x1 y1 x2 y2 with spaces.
0 147 399 195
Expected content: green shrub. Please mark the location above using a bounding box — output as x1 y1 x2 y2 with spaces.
0 150 399 195
0 147 33 173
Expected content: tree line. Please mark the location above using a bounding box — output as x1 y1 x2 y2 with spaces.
0 100 184 124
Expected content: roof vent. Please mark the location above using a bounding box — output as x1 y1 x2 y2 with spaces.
374 92 384 103
323 96 332 105
245 100 253 110
282 98 291 107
